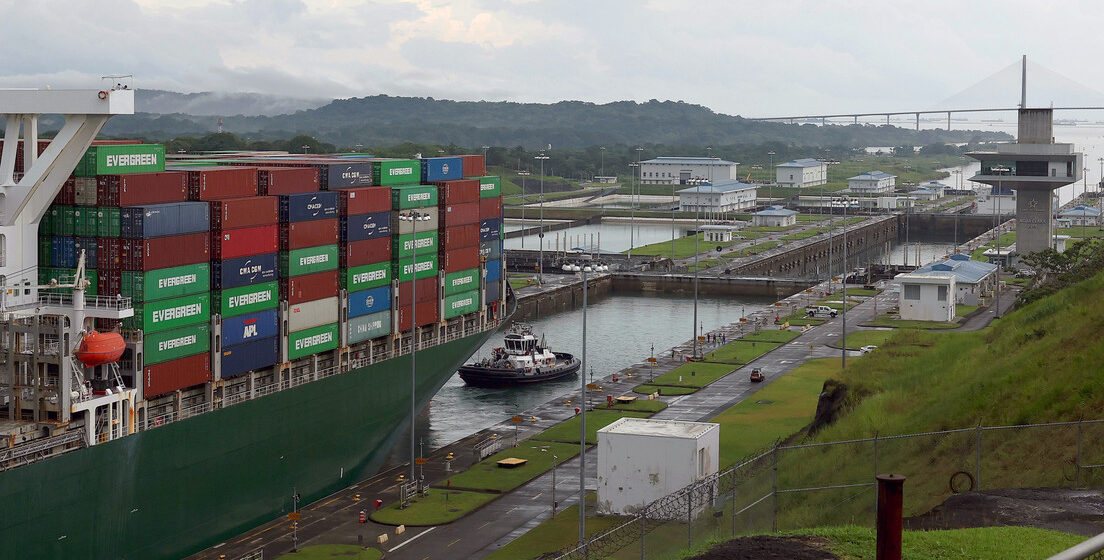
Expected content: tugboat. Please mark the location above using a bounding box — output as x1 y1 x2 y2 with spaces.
458 323 581 387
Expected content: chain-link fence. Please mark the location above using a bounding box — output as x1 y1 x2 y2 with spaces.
553 418 1104 560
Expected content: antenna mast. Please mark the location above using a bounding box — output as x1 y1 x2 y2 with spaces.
1021 54 1027 109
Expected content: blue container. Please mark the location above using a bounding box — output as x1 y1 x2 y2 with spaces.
420 157 463 182
278 191 338 222
485 259 502 283
212 253 279 290
479 239 502 261
484 280 500 304
120 202 209 238
479 218 502 242
348 285 391 318
74 237 98 269
220 336 279 379
221 308 279 346
341 211 391 243
322 162 374 189
51 236 77 268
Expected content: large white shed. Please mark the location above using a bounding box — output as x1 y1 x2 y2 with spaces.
596 417 720 516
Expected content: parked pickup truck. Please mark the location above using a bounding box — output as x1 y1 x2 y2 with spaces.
805 305 838 318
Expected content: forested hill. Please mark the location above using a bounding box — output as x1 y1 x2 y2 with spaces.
100 93 1010 148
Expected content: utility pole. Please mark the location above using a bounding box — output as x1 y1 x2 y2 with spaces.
841 197 848 368
535 152 550 284
992 165 1010 319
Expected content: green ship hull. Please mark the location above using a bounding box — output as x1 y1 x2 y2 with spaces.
1 330 495 560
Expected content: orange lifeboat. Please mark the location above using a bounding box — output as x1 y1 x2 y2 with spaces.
75 331 126 367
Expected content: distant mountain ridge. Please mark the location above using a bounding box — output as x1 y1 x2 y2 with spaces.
101 92 1011 149
136 89 329 117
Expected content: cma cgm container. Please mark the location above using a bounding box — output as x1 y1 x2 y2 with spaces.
343 261 390 292
97 172 187 207
143 324 211 366
477 176 502 198
126 292 211 334
480 218 502 241
211 225 279 261
443 268 479 296
433 179 479 204
479 239 503 261
185 167 259 200
371 159 420 186
143 353 211 398
279 191 338 222
120 263 210 303
76 144 166 177
257 167 319 195
288 322 339 360
280 218 339 250
214 281 279 318
319 161 374 190
209 197 279 231
120 202 210 238
340 212 390 242
219 336 279 379
279 270 339 304
420 157 463 182
288 296 339 332
396 277 437 306
444 290 480 319
212 253 278 290
340 237 391 268
348 285 391 318
221 308 279 347
396 300 439 331
117 233 211 271
337 187 391 215
392 185 438 209
347 310 391 344
460 155 486 178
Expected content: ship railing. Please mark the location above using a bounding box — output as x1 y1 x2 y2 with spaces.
37 293 133 311
0 427 85 469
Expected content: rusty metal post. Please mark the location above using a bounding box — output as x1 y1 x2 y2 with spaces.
875 474 906 560
1077 417 1084 487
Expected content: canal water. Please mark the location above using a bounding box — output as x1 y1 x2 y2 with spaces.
504 219 689 253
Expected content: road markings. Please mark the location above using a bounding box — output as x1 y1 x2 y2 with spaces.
479 521 491 529
310 497 340 510
387 527 436 553
531 492 543 500
448 538 461 547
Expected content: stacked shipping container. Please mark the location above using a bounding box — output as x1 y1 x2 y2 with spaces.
279 191 341 360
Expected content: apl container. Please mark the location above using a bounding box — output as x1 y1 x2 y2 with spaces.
280 218 339 251
143 324 211 366
76 144 166 177
420 157 463 182
348 285 391 318
212 253 278 290
443 268 480 296
395 277 437 306
440 246 480 274
257 167 319 195
209 197 279 231
340 238 391 268
479 218 502 241
288 296 339 332
433 179 480 204
371 159 420 186
219 336 279 379
392 253 438 283
342 261 390 292
444 289 480 319
337 187 391 214
485 259 502 283
214 281 279 318
279 191 338 222
143 353 210 399
280 270 339 304
221 308 279 347
279 244 339 276
288 322 339 360
392 231 438 258
186 167 259 200
97 171 188 207
121 263 210 303
126 292 211 334
460 155 486 178
346 310 391 344
120 202 210 238
476 176 501 198
479 239 502 261
211 225 279 261
391 185 438 209
479 197 502 220
119 233 210 271
340 212 391 242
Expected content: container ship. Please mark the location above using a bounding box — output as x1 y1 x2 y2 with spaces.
0 88 509 559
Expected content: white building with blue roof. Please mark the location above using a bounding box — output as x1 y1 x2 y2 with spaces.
753 205 798 227
640 156 738 185
677 180 758 213
912 254 998 305
776 158 828 188
1058 204 1102 227
848 171 897 194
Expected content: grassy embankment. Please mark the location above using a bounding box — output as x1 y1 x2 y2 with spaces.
276 545 383 560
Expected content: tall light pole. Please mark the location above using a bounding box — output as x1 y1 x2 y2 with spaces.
628 161 640 258
518 170 530 248
577 262 591 548
841 196 848 368
992 165 1009 318
409 220 420 490
482 145 490 160
693 178 702 359
600 146 606 178
768 150 776 204
535 152 550 284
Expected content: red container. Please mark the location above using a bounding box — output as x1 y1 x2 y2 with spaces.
144 353 211 398
479 197 502 220
257 167 319 195
337 187 391 215
210 196 279 231
396 277 438 306
433 179 480 205
280 270 339 304
98 268 121 296
122 233 210 271
97 237 123 271
440 224 480 249
396 300 439 331
439 201 480 227
280 218 338 251
460 155 486 178
341 237 391 268
54 177 76 205
97 172 188 207
186 167 259 200
440 246 480 274
212 225 279 261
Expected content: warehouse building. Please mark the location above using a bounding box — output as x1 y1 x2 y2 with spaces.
896 272 956 322
847 171 897 194
775 158 828 188
912 254 998 305
1058 204 1102 227
677 180 757 213
753 205 798 227
640 157 738 185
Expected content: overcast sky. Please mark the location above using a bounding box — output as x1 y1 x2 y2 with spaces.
4 0 1104 117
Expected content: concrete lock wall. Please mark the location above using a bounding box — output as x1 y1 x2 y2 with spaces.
732 217 898 277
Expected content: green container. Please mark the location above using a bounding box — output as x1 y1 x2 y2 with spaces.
391 184 438 209
476 176 501 198
372 159 420 186
52 206 75 236
75 144 166 177
96 207 121 237
126 292 210 334
72 208 97 237
443 268 480 296
288 323 339 360
391 231 438 259
391 254 438 283
279 245 339 277
38 238 52 265
443 289 480 319
143 324 211 366
343 262 390 292
85 269 99 297
213 281 278 318
122 264 210 304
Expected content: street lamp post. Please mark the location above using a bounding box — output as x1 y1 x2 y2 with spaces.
693 178 702 359
841 196 848 368
628 162 640 258
518 171 530 248
577 262 591 548
992 165 1010 318
600 146 606 178
535 153 550 284
482 145 490 160
768 151 776 204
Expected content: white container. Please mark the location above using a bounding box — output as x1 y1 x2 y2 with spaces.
287 296 339 332
346 310 391 344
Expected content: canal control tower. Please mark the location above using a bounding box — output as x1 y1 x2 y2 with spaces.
967 107 1082 255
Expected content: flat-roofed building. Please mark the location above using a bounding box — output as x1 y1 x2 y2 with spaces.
896 272 956 322
640 157 738 185
847 171 896 194
677 180 757 213
776 158 828 188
